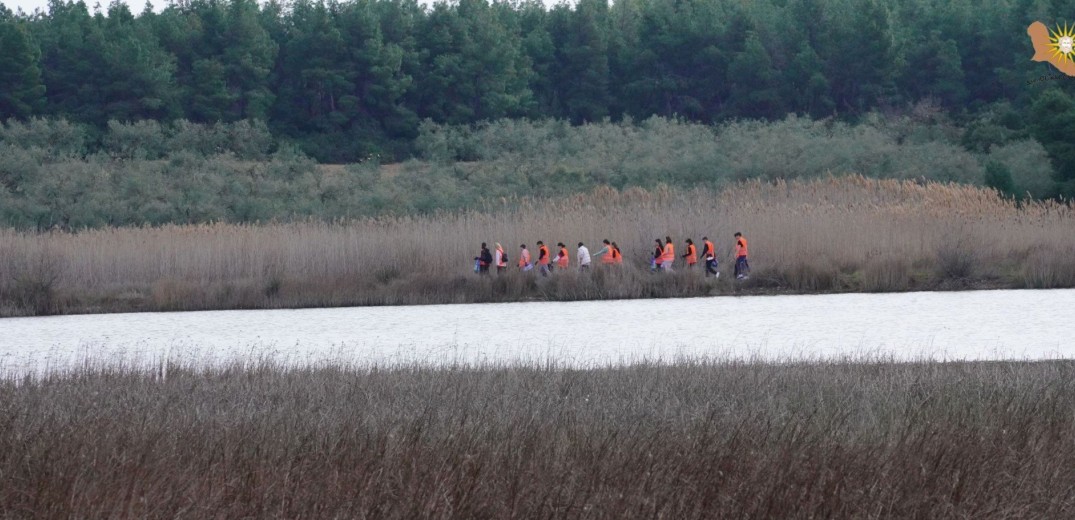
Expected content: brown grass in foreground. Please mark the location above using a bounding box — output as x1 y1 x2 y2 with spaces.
1 176 1074 316
2 360 1074 518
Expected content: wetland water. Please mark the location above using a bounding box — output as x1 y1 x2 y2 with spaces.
1 289 1071 376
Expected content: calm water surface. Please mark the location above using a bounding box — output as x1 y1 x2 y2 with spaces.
0 289 1071 375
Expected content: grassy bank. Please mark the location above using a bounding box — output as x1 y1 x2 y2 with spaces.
3 360 1074 517
1 176 1074 316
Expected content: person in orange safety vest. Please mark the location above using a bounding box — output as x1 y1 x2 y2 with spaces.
734 232 750 279
594 239 615 265
682 239 697 268
660 236 675 271
701 236 718 277
652 239 664 271
554 242 570 269
537 241 551 276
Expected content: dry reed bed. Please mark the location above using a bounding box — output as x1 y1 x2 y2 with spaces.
1 176 1074 316
2 360 1074 518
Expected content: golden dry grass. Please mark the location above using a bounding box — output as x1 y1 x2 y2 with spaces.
1 176 1073 316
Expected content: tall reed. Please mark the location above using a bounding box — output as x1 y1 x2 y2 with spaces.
1 176 1073 316
2 360 1075 517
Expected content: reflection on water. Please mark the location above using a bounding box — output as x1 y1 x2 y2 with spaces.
0 289 1071 375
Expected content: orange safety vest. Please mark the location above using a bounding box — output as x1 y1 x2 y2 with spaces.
686 244 697 264
557 247 569 268
613 247 623 264
496 246 506 267
703 240 715 259
736 237 748 258
661 242 675 264
538 245 550 265
601 245 616 264
519 249 531 267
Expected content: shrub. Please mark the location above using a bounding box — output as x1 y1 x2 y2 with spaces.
1021 246 1075 288
986 140 1057 199
103 119 166 160
5 247 64 315
983 160 1015 196
935 241 979 280
861 258 912 292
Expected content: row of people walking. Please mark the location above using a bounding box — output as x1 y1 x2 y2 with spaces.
476 232 751 279
474 240 623 275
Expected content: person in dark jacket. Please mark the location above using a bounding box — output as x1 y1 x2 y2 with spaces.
474 242 493 274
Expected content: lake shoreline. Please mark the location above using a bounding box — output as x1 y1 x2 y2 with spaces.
1 271 1058 318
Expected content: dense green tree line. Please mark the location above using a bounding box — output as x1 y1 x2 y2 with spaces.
0 0 1074 189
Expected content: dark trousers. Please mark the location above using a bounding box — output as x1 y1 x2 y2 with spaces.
735 256 749 277
705 259 719 276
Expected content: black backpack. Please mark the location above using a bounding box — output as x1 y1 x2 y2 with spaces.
502 251 509 264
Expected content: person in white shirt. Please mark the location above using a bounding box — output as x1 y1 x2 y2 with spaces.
577 242 591 271
494 243 508 273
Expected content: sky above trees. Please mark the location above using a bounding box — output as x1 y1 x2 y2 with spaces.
0 0 564 15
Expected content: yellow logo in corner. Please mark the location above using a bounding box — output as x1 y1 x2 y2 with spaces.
1028 21 1075 77
1049 23 1075 62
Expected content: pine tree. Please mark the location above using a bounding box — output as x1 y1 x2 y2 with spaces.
785 44 834 118
822 0 895 113
36 0 175 124
556 0 610 123
898 31 966 108
0 18 46 119
413 0 531 124
726 31 782 119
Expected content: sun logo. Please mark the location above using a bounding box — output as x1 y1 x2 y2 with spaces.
1049 22 1075 62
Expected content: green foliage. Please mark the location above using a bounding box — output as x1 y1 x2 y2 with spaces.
0 117 86 157
726 31 782 119
1 0 1075 214
983 160 1015 196
1030 89 1075 184
0 18 45 119
0 112 1067 230
0 0 1064 164
103 119 165 159
34 1 177 124
403 115 1029 204
985 140 1055 199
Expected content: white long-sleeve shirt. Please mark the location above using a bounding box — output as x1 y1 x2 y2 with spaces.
577 245 591 266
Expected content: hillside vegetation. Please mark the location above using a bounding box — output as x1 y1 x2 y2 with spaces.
0 116 1058 230
1 0 1074 191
